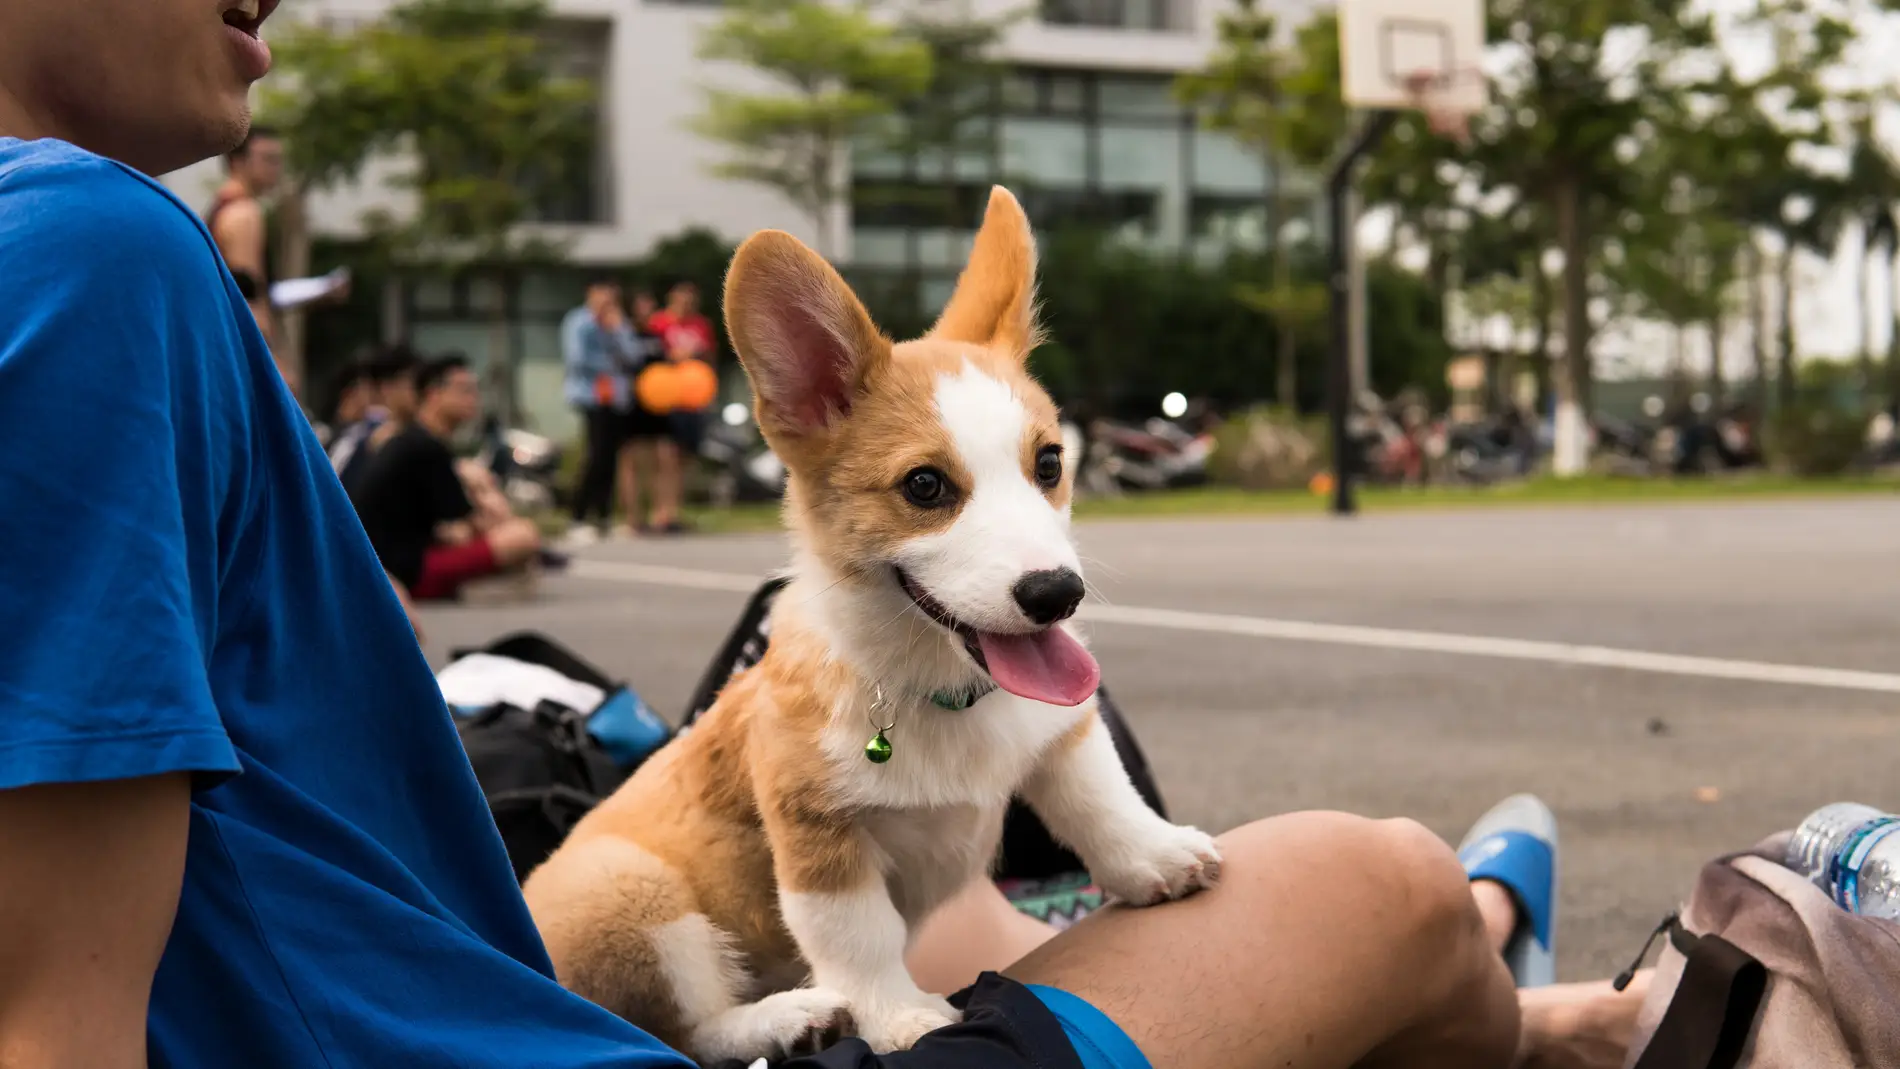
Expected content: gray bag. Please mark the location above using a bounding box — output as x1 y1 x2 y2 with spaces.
1622 834 1900 1069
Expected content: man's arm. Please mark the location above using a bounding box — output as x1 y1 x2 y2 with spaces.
0 157 244 1067
0 775 190 1069
209 198 274 345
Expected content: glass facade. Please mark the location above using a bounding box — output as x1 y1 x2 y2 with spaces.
850 66 1312 291
1039 0 1194 32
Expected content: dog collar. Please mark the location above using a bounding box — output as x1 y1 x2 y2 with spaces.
928 684 992 712
865 682 996 764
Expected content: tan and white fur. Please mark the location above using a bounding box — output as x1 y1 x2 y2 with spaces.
523 187 1221 1064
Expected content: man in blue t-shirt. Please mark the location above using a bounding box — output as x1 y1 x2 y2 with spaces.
0 4 1530 1069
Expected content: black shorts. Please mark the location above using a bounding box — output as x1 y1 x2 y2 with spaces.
669 409 707 453
623 403 672 442
707 972 1144 1069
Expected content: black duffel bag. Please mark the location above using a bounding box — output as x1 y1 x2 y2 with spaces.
457 698 629 884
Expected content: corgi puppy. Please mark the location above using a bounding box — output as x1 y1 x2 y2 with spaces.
522 187 1222 1064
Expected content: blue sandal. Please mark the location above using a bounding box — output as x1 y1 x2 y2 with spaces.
1458 793 1558 988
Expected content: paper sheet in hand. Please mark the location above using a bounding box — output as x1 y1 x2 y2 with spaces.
270 268 350 310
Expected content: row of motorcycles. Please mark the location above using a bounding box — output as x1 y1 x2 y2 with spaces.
1345 391 1764 487
474 388 1771 515
473 406 1221 512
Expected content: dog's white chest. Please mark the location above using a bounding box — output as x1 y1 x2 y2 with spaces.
862 803 1006 926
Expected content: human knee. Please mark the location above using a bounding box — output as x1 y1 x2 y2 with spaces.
1248 814 1481 955
1368 817 1485 942
490 518 542 559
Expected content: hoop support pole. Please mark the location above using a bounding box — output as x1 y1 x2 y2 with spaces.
1325 108 1397 518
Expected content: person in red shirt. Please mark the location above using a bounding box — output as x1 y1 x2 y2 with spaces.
639 280 717 534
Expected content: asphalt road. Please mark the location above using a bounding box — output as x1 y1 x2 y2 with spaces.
418 497 1900 982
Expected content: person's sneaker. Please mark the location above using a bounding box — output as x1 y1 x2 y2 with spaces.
1459 793 1558 988
559 524 600 549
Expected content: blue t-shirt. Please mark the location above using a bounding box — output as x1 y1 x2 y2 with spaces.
0 138 692 1069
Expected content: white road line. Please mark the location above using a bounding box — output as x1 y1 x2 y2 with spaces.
571 559 767 594
568 559 1900 695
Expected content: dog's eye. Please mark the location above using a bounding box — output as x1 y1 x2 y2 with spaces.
1034 445 1063 490
901 467 950 508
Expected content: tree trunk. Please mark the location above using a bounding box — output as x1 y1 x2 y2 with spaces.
1670 320 1690 402
1705 310 1725 402
1889 248 1900 409
1552 177 1591 476
1776 239 1797 411
273 184 313 404
1746 240 1768 410
488 268 519 430
1531 258 1553 413
1860 245 1876 397
1267 154 1296 410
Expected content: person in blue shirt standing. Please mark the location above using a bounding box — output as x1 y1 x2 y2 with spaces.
563 277 638 543
0 3 1538 1068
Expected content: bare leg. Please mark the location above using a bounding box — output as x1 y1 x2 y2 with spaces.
650 439 682 530
1464 852 1652 1069
906 877 1055 998
998 812 1519 1069
1472 879 1520 952
486 516 543 569
909 815 1649 1069
615 440 642 532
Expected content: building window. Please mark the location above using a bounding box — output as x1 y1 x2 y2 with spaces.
520 19 613 225
1039 0 1191 32
851 64 1290 302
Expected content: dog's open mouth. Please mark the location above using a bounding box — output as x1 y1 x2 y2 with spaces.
895 569 1100 708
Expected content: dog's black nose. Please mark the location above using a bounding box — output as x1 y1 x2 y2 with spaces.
1013 568 1086 626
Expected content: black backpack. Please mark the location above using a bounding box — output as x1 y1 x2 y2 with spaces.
449 633 649 883
683 577 1170 881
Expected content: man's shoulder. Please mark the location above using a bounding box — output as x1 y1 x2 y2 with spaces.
0 139 225 282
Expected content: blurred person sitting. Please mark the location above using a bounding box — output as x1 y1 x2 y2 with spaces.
349 354 542 602
332 343 421 494
314 359 374 450
561 276 637 543
637 279 718 535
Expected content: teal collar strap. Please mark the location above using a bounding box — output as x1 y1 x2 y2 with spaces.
928 683 993 711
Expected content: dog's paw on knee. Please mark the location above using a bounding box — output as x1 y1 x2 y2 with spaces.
1094 823 1224 906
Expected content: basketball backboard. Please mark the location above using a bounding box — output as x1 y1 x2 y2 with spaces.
1338 0 1487 114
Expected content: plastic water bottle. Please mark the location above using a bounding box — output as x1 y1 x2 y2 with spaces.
1785 802 1900 919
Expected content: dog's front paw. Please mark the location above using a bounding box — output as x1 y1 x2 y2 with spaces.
855 994 960 1053
1091 821 1223 907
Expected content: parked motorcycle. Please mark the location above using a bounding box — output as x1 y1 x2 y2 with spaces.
1436 413 1538 485
477 416 564 514
1080 416 1215 493
699 404 786 507
1345 391 1430 486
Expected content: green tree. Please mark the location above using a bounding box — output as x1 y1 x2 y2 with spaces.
694 0 933 259
1714 0 1863 411
1838 111 1900 400
1176 0 1310 409
265 0 599 422
876 2 1023 233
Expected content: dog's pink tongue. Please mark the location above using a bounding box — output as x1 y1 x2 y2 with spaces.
976 626 1101 707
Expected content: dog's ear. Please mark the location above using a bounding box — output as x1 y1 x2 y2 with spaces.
724 230 891 439
927 186 1043 359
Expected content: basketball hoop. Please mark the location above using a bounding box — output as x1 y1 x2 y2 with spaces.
1403 70 1479 146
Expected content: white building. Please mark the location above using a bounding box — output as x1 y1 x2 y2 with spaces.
162 0 1311 434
